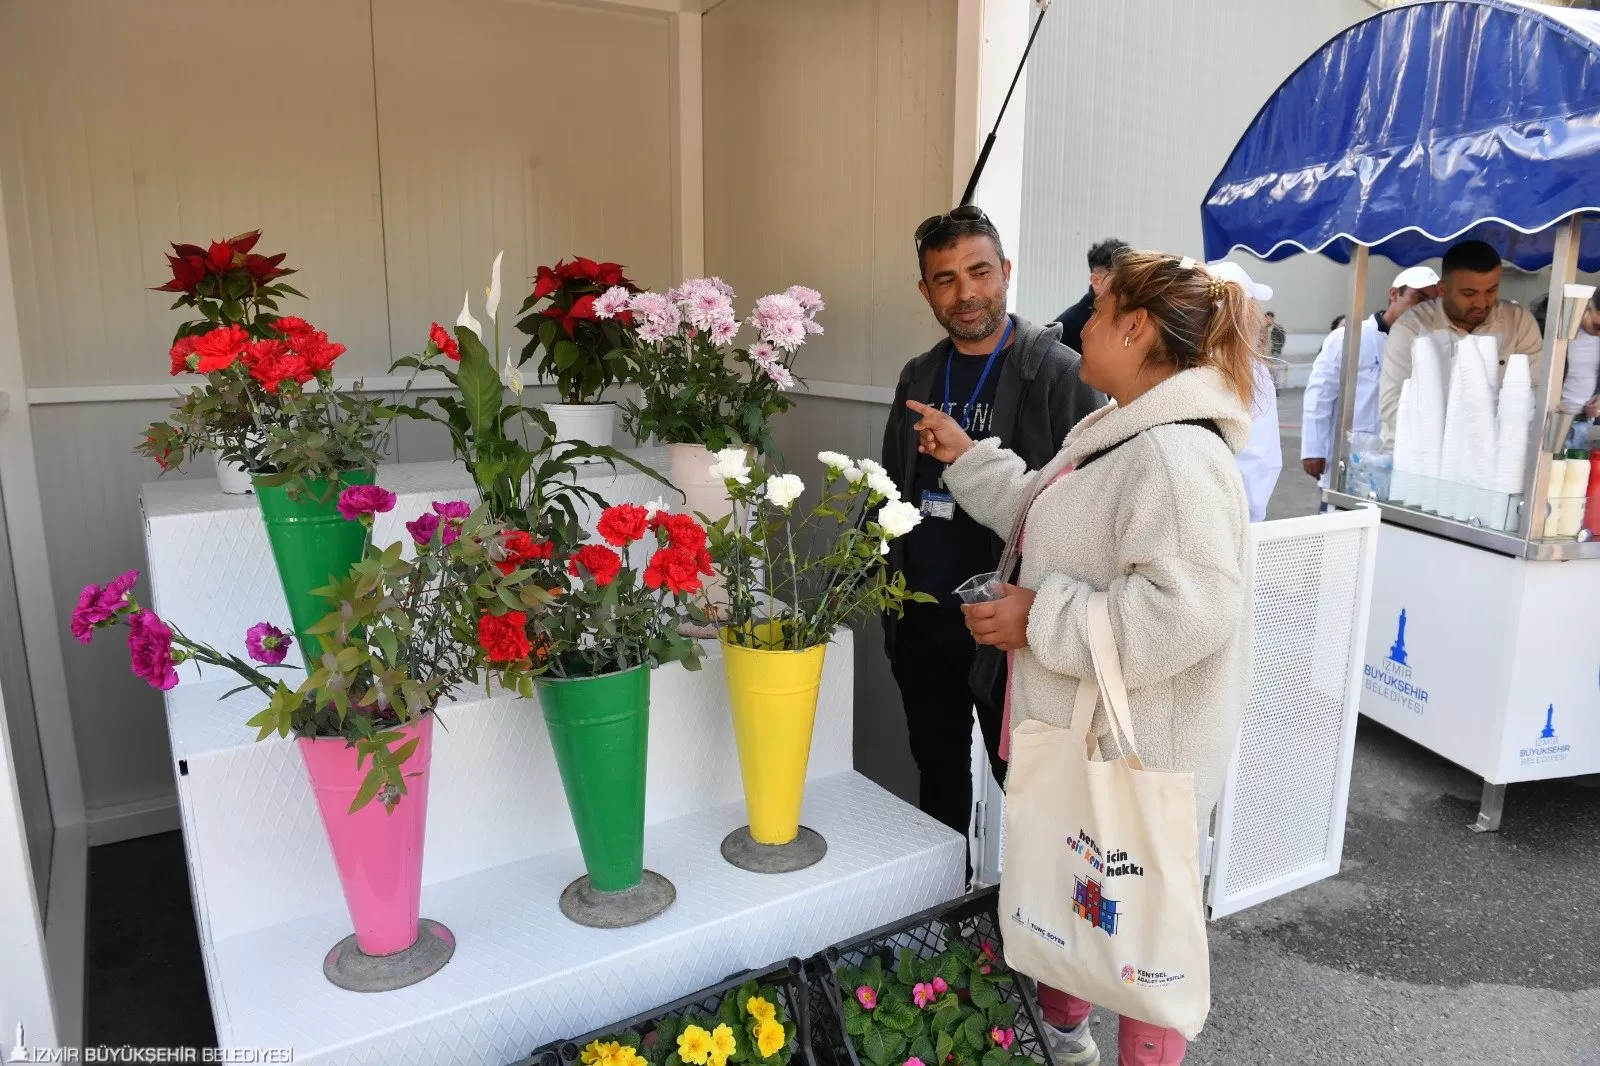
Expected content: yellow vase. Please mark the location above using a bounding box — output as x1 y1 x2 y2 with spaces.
720 624 828 846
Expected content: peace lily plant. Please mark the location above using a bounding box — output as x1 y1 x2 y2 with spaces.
705 449 931 651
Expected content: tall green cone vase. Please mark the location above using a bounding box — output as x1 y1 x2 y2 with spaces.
535 665 675 929
254 469 375 657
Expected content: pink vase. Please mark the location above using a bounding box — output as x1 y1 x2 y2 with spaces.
298 715 433 957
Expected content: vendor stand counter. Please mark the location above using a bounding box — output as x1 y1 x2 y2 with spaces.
140 452 965 1066
1200 0 1600 831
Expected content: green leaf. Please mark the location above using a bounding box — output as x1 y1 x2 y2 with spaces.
860 1027 889 1066
960 1012 987 1052
877 997 919 1033
935 1031 954 1064
986 1001 1017 1030
909 1034 935 1065
348 768 384 813
554 339 580 370
968 976 1000 1013
455 327 504 447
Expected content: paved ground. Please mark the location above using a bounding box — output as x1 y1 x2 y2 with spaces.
83 393 1600 1062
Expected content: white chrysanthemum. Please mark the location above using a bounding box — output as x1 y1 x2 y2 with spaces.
877 500 922 539
866 469 901 502
818 450 851 471
764 473 805 510
708 447 752 486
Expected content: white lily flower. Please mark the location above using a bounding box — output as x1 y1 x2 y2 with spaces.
486 250 504 322
457 291 483 340
877 499 922 539
765 473 805 510
501 349 523 396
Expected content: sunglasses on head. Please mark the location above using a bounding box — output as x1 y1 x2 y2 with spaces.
914 205 991 251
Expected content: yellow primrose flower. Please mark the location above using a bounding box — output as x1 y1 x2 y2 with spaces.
745 996 777 1024
711 1023 738 1064
600 1049 643 1066
582 1041 622 1066
755 1018 786 1059
678 1024 715 1066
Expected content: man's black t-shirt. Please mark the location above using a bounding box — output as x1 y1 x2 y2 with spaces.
902 344 1009 607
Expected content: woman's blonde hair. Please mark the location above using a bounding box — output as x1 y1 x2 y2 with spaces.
1103 249 1264 408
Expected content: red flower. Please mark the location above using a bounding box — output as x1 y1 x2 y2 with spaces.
568 543 623 587
428 322 460 361
696 546 715 576
479 611 532 663
532 266 561 303
295 330 345 373
227 230 262 256
643 545 704 595
558 257 601 281
169 335 199 376
205 240 235 274
193 325 249 373
170 242 206 260
653 513 708 554
597 262 626 287
242 339 312 393
156 254 207 294
244 252 288 283
569 294 598 322
542 293 601 337
597 503 649 546
496 530 555 574
275 316 314 339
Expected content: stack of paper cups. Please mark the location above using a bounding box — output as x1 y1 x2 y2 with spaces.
1459 342 1501 525
1492 351 1535 530
1437 345 1469 517
1412 335 1447 513
1391 379 1415 504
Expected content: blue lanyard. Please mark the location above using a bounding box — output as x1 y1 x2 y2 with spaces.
943 319 1012 431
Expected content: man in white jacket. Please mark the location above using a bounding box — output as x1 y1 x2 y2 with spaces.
1207 261 1281 521
1301 265 1440 485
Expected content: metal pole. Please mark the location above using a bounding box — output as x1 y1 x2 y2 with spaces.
1519 216 1584 541
1330 245 1370 497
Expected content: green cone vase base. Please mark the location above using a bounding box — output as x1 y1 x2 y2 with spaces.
322 919 455 992
558 870 676 928
720 826 827 874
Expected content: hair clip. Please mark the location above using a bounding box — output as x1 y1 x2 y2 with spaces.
1178 256 1197 271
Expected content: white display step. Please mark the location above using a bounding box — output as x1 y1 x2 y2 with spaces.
207 772 964 1066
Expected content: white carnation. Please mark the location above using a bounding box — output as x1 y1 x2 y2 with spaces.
877 500 922 539
842 465 865 485
764 473 805 510
818 450 852 471
866 469 901 502
857 458 886 477
708 447 752 486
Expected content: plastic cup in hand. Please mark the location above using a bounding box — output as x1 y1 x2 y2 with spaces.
954 571 1004 604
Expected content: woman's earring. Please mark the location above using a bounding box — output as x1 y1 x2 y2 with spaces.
1123 335 1131 348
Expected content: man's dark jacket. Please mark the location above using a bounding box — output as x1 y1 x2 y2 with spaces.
1053 287 1094 357
880 315 1104 658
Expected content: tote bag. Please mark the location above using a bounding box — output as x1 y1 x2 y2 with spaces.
998 592 1210 1039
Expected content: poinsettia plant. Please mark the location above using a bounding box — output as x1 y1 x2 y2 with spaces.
71 491 542 811
575 977 800 1066
606 278 822 455
705 450 931 651
515 257 641 404
139 230 398 496
476 501 711 682
394 253 670 536
838 941 1036 1066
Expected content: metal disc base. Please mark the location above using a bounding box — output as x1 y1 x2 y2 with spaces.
322 918 455 992
559 870 676 928
720 826 828 873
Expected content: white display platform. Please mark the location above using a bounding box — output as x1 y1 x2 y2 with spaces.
140 460 966 1065
1357 522 1600 818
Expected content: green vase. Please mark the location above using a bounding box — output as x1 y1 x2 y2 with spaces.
536 666 651 894
254 470 375 658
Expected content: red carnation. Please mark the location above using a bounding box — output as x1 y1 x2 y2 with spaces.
193 325 249 373
205 240 235 274
275 316 314 339
496 530 555 574
655 513 708 554
428 322 460 361
643 546 704 595
242 339 313 393
597 503 649 546
532 266 561 303
568 543 623 587
169 335 199 376
479 610 532 663
296 330 345 374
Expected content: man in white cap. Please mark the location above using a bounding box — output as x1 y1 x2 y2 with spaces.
1301 265 1441 485
1208 260 1282 522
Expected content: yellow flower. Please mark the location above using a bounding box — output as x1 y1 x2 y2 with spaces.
678 1025 715 1066
601 1049 644 1066
582 1042 622 1066
745 996 777 1024
755 1019 786 1059
710 1023 738 1065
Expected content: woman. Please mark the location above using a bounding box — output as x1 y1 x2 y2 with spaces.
909 249 1259 1065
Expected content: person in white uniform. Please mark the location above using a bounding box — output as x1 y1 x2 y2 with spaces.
1301 265 1441 485
1207 261 1281 521
1560 291 1600 418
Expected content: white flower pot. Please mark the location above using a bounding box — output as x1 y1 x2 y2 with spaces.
214 456 255 495
544 402 617 462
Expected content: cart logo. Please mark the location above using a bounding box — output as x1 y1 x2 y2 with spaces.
1364 607 1429 714
1519 704 1571 767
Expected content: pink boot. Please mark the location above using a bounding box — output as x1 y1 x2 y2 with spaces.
1117 1016 1187 1065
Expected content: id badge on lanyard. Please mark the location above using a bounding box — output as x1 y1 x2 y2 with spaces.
923 320 1011 520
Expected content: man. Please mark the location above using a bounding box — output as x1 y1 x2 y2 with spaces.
1053 237 1129 353
1302 266 1441 484
1208 261 1284 521
1379 239 1543 444
882 207 1102 852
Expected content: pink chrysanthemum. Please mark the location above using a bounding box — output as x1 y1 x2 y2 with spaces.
594 286 633 320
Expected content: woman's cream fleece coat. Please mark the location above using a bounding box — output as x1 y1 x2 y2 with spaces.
942 366 1253 829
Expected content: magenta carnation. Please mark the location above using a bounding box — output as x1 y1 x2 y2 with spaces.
245 622 292 665
71 569 139 644
127 610 179 691
336 483 396 522
406 512 441 546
